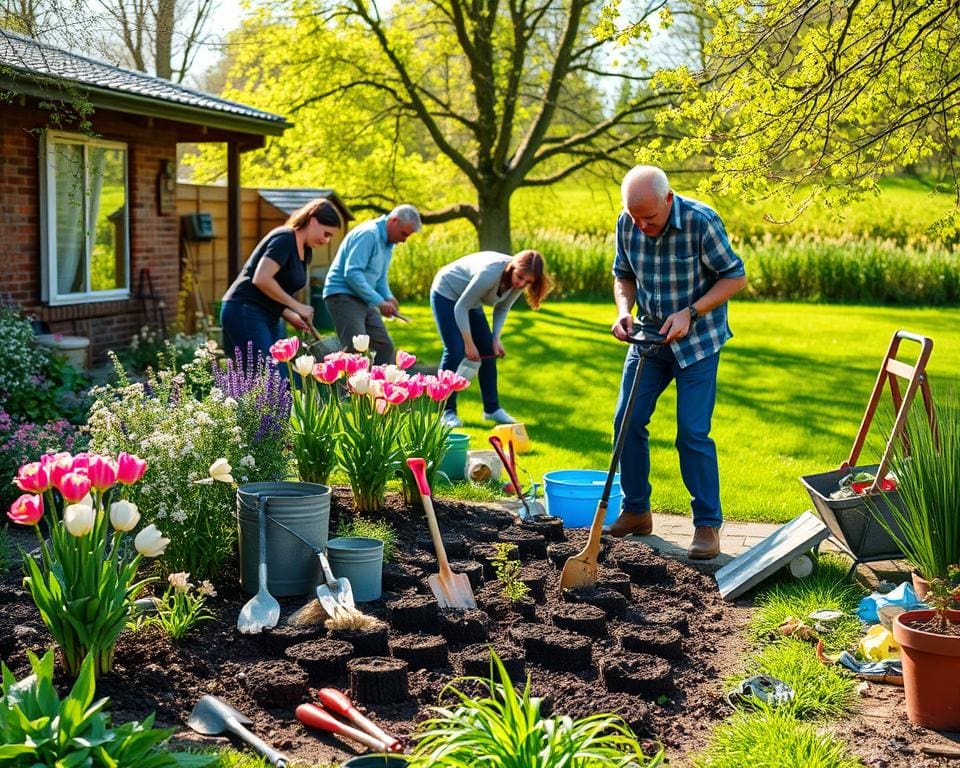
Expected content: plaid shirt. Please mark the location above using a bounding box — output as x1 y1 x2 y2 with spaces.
613 194 745 368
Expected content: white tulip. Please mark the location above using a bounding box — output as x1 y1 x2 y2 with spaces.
109 499 140 532
64 503 96 537
368 379 385 399
294 355 316 377
208 458 234 484
79 493 94 508
348 371 370 395
134 524 170 557
352 334 370 353
382 364 403 382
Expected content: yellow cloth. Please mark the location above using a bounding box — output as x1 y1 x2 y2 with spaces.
857 624 901 661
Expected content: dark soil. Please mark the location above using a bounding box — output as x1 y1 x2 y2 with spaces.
1 490 957 767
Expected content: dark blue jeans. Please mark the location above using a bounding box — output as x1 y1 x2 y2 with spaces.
614 343 722 528
220 300 286 377
430 292 500 413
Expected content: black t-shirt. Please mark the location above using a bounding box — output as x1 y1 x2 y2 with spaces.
222 227 311 317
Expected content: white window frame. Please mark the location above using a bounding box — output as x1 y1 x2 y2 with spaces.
39 131 131 306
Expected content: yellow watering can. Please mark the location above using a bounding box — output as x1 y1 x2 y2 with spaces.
490 423 531 454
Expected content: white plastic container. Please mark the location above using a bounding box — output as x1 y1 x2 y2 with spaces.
35 334 90 369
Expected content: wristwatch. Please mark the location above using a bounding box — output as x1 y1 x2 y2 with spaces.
687 304 701 324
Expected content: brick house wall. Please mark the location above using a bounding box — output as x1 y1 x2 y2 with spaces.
0 100 181 363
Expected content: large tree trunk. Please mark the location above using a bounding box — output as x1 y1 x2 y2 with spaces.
476 192 512 253
154 0 175 80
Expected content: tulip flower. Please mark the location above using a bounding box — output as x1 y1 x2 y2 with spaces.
448 374 471 392
70 452 91 472
369 366 386 381
209 458 234 484
64 503 96 537
46 455 75 488
56 472 92 504
348 370 371 395
404 377 426 399
352 334 370 353
109 499 140 532
87 455 119 491
426 380 453 402
396 349 416 370
16 462 50 493
294 355 316 377
134 524 170 557
168 571 191 592
343 354 369 376
312 361 340 384
382 381 409 406
116 452 147 485
382 364 405 383
8 493 43 526
40 451 71 468
269 337 300 362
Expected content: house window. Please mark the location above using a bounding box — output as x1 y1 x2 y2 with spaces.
40 132 130 305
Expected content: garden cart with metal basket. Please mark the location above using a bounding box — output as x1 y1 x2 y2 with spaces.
800 330 936 576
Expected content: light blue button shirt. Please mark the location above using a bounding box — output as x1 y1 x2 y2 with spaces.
323 216 395 306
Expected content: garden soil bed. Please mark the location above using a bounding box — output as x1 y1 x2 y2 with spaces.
2 490 957 767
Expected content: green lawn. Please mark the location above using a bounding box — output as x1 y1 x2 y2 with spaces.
385 301 960 524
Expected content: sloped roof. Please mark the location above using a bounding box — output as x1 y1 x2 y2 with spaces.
259 188 355 221
0 29 290 136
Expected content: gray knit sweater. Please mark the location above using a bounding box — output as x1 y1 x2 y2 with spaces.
431 251 523 337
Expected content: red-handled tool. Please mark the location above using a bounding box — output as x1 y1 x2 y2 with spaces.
295 703 389 752
318 689 402 752
489 435 533 520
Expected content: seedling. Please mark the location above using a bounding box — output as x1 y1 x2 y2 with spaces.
492 543 529 603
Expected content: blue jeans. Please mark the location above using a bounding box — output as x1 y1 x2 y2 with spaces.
220 300 285 376
430 292 500 413
614 344 722 528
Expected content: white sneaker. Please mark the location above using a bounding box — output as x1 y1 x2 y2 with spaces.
482 408 516 424
441 411 462 428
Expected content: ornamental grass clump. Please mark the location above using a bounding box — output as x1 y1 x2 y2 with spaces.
8 450 168 676
409 650 663 768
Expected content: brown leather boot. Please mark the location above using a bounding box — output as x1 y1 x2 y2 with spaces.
688 526 720 559
603 510 653 538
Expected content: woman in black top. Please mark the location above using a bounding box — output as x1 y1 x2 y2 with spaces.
220 198 343 369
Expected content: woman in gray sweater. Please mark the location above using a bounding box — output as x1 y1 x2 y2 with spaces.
430 249 550 427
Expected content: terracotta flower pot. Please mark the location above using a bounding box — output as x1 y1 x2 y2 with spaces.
911 571 931 600
892 609 960 730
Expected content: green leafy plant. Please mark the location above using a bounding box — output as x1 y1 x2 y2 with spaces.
925 565 960 634
872 392 960 581
144 571 217 641
0 648 213 768
408 650 662 768
10 451 167 676
336 515 398 563
492 542 529 603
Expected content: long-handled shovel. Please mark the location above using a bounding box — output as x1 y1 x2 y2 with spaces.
489 435 534 520
559 333 662 592
406 457 476 609
188 695 288 767
237 495 280 633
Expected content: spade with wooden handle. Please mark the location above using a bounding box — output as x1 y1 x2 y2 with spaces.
317 688 402 752
406 457 476 609
296 703 389 752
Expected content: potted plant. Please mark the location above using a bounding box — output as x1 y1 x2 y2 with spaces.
872 392 960 593
892 565 960 729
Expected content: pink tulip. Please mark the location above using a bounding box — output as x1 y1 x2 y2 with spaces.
46 455 75 488
312 361 341 384
70 452 91 472
448 374 471 392
383 382 409 406
324 352 348 375
404 378 426 399
369 366 387 381
269 337 300 362
57 471 92 503
426 381 453 402
16 462 50 493
343 354 369 376
8 493 43 526
40 451 72 468
396 350 416 370
87 455 119 491
116 452 147 485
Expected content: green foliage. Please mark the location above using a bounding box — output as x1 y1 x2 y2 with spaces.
118 326 211 374
925 565 960 633
732 639 858 720
141 572 217 641
336 515 398 564
492 543 529 603
749 555 864 653
871 389 960 580
691 705 864 768
397 388 454 505
408 650 663 768
0 525 11 574
0 649 213 768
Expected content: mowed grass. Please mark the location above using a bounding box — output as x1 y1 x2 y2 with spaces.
387 301 960 523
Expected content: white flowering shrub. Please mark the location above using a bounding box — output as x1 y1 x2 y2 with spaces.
0 301 41 401
87 352 257 579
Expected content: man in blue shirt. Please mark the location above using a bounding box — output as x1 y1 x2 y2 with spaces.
605 166 747 559
323 204 422 364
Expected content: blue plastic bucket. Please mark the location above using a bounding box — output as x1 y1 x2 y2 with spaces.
439 432 470 481
543 470 621 528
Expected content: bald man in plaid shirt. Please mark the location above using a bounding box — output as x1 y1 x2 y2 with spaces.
604 166 747 560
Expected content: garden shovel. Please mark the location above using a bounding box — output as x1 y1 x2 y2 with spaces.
237 495 281 634
406 457 476 609
188 695 288 767
489 435 535 520
559 333 662 592
265 514 359 621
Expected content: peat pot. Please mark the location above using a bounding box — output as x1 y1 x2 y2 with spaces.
237 481 331 596
892 609 960 730
327 536 384 602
